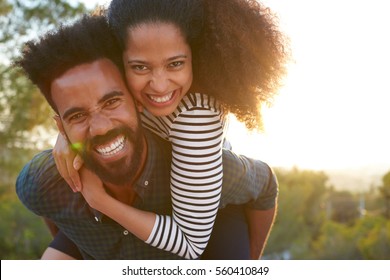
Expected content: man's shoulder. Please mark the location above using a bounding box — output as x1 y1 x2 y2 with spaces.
16 149 54 191
221 149 278 210
15 149 72 214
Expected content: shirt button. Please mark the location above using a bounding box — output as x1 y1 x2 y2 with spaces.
144 181 149 186
123 230 129 235
94 216 99 222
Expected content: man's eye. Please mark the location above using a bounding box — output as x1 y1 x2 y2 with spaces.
105 98 120 108
69 113 87 122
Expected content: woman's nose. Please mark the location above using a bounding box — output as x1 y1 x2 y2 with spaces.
149 70 170 93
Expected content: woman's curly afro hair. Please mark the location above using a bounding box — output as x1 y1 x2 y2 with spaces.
108 0 290 130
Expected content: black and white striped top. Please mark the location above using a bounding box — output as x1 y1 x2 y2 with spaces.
142 92 226 259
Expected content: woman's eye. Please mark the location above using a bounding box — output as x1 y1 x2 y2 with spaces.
169 61 184 68
131 65 148 71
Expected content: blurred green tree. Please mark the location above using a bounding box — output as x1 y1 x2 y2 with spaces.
311 221 363 259
0 0 88 259
1 0 86 151
327 190 359 225
264 168 390 260
263 168 328 259
358 216 390 259
379 170 390 218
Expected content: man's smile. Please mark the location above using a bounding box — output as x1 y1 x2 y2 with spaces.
95 135 126 156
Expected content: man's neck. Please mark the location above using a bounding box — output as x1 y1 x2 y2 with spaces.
102 135 148 206
104 182 138 205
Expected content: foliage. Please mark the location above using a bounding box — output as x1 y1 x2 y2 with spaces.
264 168 328 259
0 0 89 260
263 168 390 260
311 221 363 259
327 190 359 225
379 170 390 218
309 216 390 260
1 0 86 150
358 216 390 259
0 190 51 259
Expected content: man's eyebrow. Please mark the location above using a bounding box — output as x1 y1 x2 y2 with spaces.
62 91 125 120
98 90 125 104
62 107 84 121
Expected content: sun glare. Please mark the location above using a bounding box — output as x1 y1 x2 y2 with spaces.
228 0 390 171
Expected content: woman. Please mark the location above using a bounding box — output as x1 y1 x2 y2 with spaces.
52 0 288 259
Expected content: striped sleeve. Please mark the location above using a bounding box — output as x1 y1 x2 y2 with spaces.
142 93 225 259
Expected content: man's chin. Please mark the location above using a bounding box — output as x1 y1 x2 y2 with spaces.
78 124 145 186
83 155 133 186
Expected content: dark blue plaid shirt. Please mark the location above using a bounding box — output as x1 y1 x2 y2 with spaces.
16 131 277 259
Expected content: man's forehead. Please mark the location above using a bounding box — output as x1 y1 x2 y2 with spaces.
53 59 122 86
50 59 127 115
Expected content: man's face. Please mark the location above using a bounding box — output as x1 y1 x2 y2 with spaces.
51 58 145 185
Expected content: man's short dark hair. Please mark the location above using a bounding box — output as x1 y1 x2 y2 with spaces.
15 15 123 112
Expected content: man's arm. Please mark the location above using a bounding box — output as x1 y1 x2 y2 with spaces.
43 217 59 237
243 164 278 260
41 218 76 260
220 149 279 259
41 218 69 260
41 247 76 260
245 205 277 259
40 222 83 260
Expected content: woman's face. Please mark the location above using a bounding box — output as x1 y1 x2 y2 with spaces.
123 22 193 116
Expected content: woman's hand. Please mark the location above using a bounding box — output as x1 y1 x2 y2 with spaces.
52 133 84 192
79 167 107 210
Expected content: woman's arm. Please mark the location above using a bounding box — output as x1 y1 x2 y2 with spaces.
78 168 156 241
52 130 83 193
147 112 223 258
82 93 224 259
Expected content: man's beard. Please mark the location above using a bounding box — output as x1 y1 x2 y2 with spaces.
78 125 144 186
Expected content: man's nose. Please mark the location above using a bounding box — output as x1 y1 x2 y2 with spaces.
149 70 170 93
88 112 113 137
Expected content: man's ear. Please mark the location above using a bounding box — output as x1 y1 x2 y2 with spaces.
53 115 66 136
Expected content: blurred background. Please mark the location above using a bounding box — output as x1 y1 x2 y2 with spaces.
1 0 389 259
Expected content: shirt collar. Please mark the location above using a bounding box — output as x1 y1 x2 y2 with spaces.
134 130 156 195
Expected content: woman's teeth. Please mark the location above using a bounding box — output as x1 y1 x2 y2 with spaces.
148 91 174 103
96 136 125 156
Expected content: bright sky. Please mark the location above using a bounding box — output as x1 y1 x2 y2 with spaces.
83 0 390 171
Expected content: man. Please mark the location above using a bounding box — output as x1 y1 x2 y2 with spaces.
15 15 277 260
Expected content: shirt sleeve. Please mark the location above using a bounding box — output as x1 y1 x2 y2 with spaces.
15 150 75 218
219 149 279 210
143 93 224 259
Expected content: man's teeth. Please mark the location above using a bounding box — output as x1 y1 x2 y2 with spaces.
149 91 173 103
96 136 125 156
